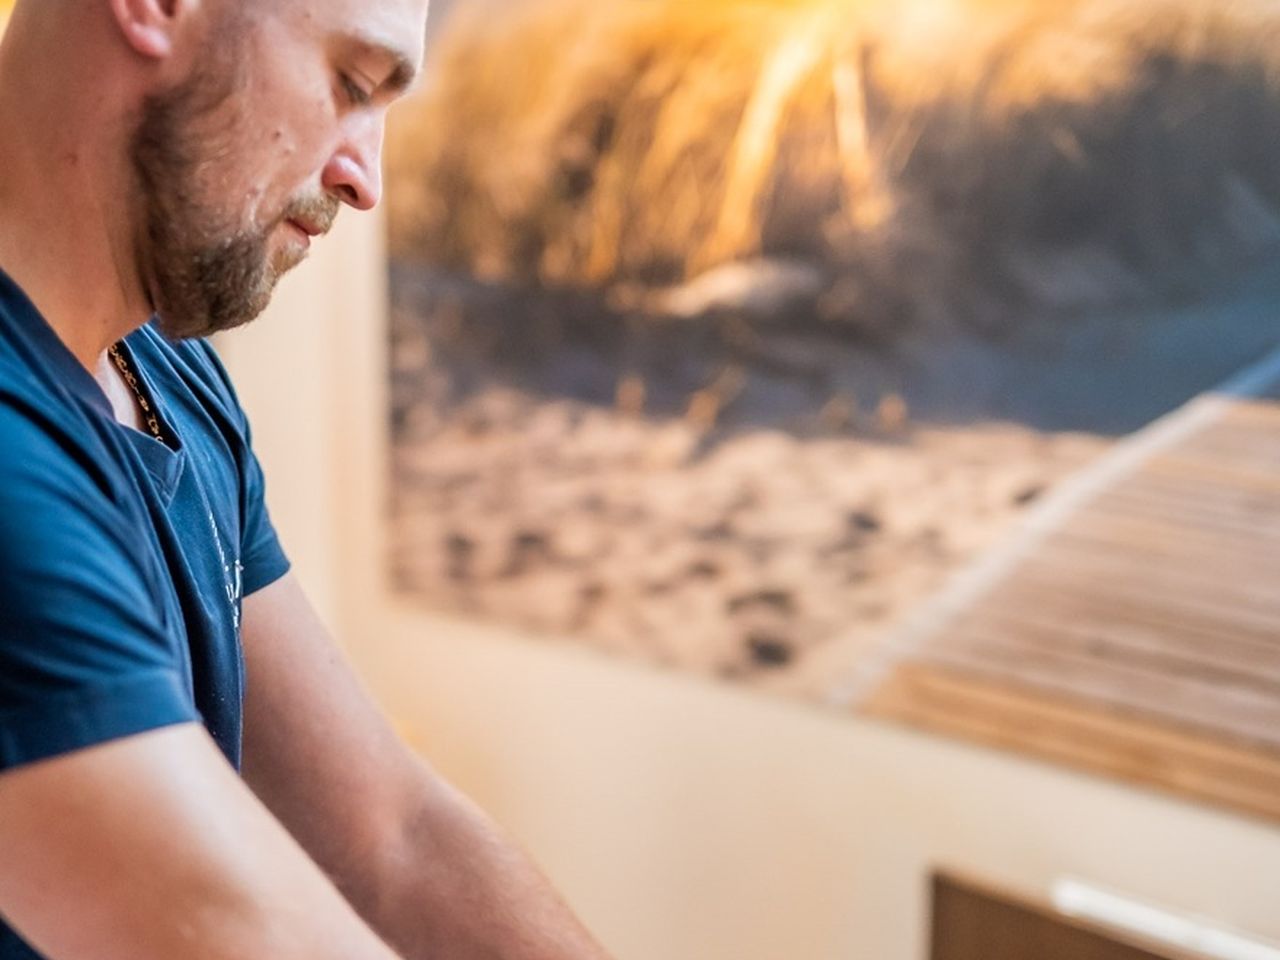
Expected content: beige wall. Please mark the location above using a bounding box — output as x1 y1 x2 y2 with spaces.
217 209 1280 960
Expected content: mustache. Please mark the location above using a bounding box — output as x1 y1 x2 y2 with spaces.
280 193 341 235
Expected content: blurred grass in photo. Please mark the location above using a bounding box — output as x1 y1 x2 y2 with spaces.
388 0 1280 339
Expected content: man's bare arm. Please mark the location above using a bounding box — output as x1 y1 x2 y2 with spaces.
240 573 614 960
0 724 405 960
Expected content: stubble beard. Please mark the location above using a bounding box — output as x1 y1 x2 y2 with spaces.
129 57 338 341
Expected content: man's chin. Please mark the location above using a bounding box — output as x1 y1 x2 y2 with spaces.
152 286 277 341
272 248 309 277
271 224 313 276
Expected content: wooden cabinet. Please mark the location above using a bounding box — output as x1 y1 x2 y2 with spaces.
931 873 1198 960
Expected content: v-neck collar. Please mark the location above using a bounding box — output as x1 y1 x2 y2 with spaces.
113 334 182 453
112 330 187 506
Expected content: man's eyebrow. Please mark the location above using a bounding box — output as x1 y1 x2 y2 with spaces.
382 52 420 95
345 32 421 95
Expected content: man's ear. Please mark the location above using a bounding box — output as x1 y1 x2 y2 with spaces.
107 0 196 60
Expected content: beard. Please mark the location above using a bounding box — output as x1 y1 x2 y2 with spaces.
129 60 339 340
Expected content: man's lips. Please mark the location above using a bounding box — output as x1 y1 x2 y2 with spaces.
287 217 324 239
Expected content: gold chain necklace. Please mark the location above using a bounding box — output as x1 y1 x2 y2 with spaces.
107 342 165 444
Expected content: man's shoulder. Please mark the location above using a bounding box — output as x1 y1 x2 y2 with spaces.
0 325 142 517
0 292 127 487
0 392 58 457
0 393 120 508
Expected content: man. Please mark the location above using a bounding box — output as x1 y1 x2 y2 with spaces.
0 2 615 959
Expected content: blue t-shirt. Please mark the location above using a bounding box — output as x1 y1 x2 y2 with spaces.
0 268 291 959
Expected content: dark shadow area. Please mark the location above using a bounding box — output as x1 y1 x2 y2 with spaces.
390 259 1280 441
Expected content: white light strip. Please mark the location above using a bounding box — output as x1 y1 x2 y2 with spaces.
1052 879 1280 960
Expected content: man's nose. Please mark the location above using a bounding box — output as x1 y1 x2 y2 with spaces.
322 116 384 211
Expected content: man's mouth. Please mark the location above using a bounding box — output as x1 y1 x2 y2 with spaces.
287 217 324 239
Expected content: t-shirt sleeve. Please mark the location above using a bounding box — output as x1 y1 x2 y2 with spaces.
0 403 200 772
195 340 291 597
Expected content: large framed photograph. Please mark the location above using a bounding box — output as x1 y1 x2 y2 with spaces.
383 0 1280 714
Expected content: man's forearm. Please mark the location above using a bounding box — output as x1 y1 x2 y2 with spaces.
0 726 406 960
238 577 612 960
360 773 614 960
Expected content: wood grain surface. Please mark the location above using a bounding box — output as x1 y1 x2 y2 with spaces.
862 354 1280 823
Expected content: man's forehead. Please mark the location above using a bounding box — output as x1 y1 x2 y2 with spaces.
309 0 429 85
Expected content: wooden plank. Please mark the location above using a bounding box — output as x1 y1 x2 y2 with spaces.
982 575 1280 654
1094 473 1280 525
1036 543 1277 611
959 604 1280 689
853 353 1280 823
1141 451 1280 494
1090 476 1280 532
1052 512 1277 564
1007 562 1280 638
864 664 1280 824
922 632 1280 749
1015 544 1280 618
1174 427 1280 470
1026 539 1280 610
1059 510 1276 571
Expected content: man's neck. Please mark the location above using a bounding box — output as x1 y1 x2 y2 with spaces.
0 10 152 374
